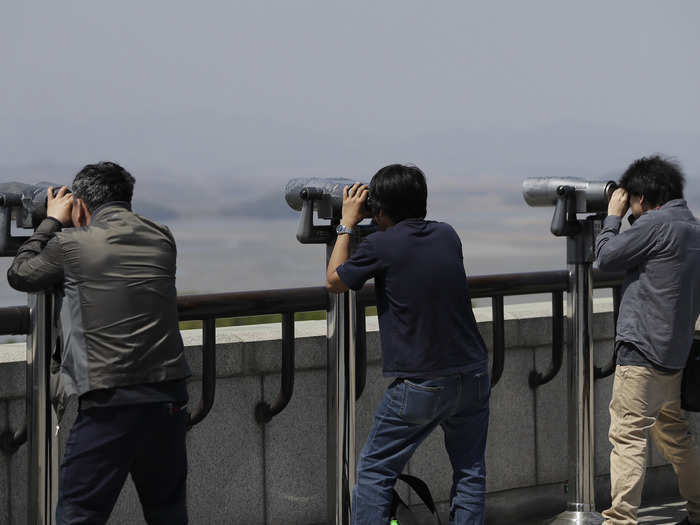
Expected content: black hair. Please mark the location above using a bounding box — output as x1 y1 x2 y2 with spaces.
619 155 685 208
367 164 427 223
72 161 135 212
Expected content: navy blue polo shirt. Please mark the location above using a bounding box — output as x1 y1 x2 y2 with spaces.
336 219 488 378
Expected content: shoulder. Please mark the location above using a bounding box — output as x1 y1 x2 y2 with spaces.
622 215 663 247
433 220 458 234
625 212 672 254
134 213 176 242
416 219 454 230
54 225 95 244
629 212 660 230
425 220 461 242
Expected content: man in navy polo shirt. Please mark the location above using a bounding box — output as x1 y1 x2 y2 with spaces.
326 164 490 525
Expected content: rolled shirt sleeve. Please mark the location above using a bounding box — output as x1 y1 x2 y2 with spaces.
7 218 65 292
595 214 660 272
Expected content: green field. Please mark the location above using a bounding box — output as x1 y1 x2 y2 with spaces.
178 306 378 331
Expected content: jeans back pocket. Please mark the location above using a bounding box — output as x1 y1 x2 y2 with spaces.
400 379 446 424
474 371 491 402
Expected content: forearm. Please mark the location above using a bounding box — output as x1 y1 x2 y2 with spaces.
595 215 658 271
7 219 65 292
595 216 622 266
17 218 62 254
325 234 352 292
325 182 369 292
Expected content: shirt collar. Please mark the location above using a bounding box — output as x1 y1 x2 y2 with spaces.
91 201 132 219
660 199 687 209
396 218 426 226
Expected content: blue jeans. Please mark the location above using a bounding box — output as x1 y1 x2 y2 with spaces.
352 368 490 525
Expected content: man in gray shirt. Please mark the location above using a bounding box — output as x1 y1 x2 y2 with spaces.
595 155 700 525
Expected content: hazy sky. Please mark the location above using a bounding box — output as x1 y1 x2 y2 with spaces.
2 1 700 174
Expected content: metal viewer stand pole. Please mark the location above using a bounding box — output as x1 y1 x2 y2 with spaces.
27 293 60 525
0 183 65 525
326 244 356 525
523 178 616 525
555 218 601 524
285 178 374 525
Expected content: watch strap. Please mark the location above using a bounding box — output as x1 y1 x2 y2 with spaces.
336 224 354 235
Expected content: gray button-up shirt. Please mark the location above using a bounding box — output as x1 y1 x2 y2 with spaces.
595 199 700 370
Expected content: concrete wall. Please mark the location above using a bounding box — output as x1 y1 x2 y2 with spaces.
0 300 697 524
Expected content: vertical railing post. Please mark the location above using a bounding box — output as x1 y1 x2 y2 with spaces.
529 291 565 388
594 285 622 380
491 295 505 386
347 290 357 510
187 318 217 428
26 292 59 525
354 303 367 400
254 312 296 424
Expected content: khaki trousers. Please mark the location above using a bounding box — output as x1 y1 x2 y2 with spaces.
602 365 700 525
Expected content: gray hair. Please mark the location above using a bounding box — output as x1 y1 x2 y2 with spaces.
72 161 135 212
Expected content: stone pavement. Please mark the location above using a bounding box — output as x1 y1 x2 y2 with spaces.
408 499 689 524
636 500 687 524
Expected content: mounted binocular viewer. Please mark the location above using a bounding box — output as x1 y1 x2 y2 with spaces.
522 177 617 237
0 182 68 257
284 178 376 244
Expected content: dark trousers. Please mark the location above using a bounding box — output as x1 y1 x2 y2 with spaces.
56 403 188 525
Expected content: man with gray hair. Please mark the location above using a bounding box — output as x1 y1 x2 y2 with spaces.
595 155 700 525
8 161 191 525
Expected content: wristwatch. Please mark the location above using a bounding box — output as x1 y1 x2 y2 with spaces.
336 224 354 236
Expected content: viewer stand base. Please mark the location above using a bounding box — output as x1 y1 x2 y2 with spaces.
546 509 603 525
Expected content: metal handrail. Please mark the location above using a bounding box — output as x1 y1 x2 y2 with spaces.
0 271 625 336
0 270 625 449
177 286 329 321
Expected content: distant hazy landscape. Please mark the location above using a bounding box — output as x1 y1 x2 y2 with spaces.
0 119 698 309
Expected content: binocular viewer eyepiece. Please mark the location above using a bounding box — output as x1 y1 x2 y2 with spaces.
0 182 69 256
522 177 618 237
